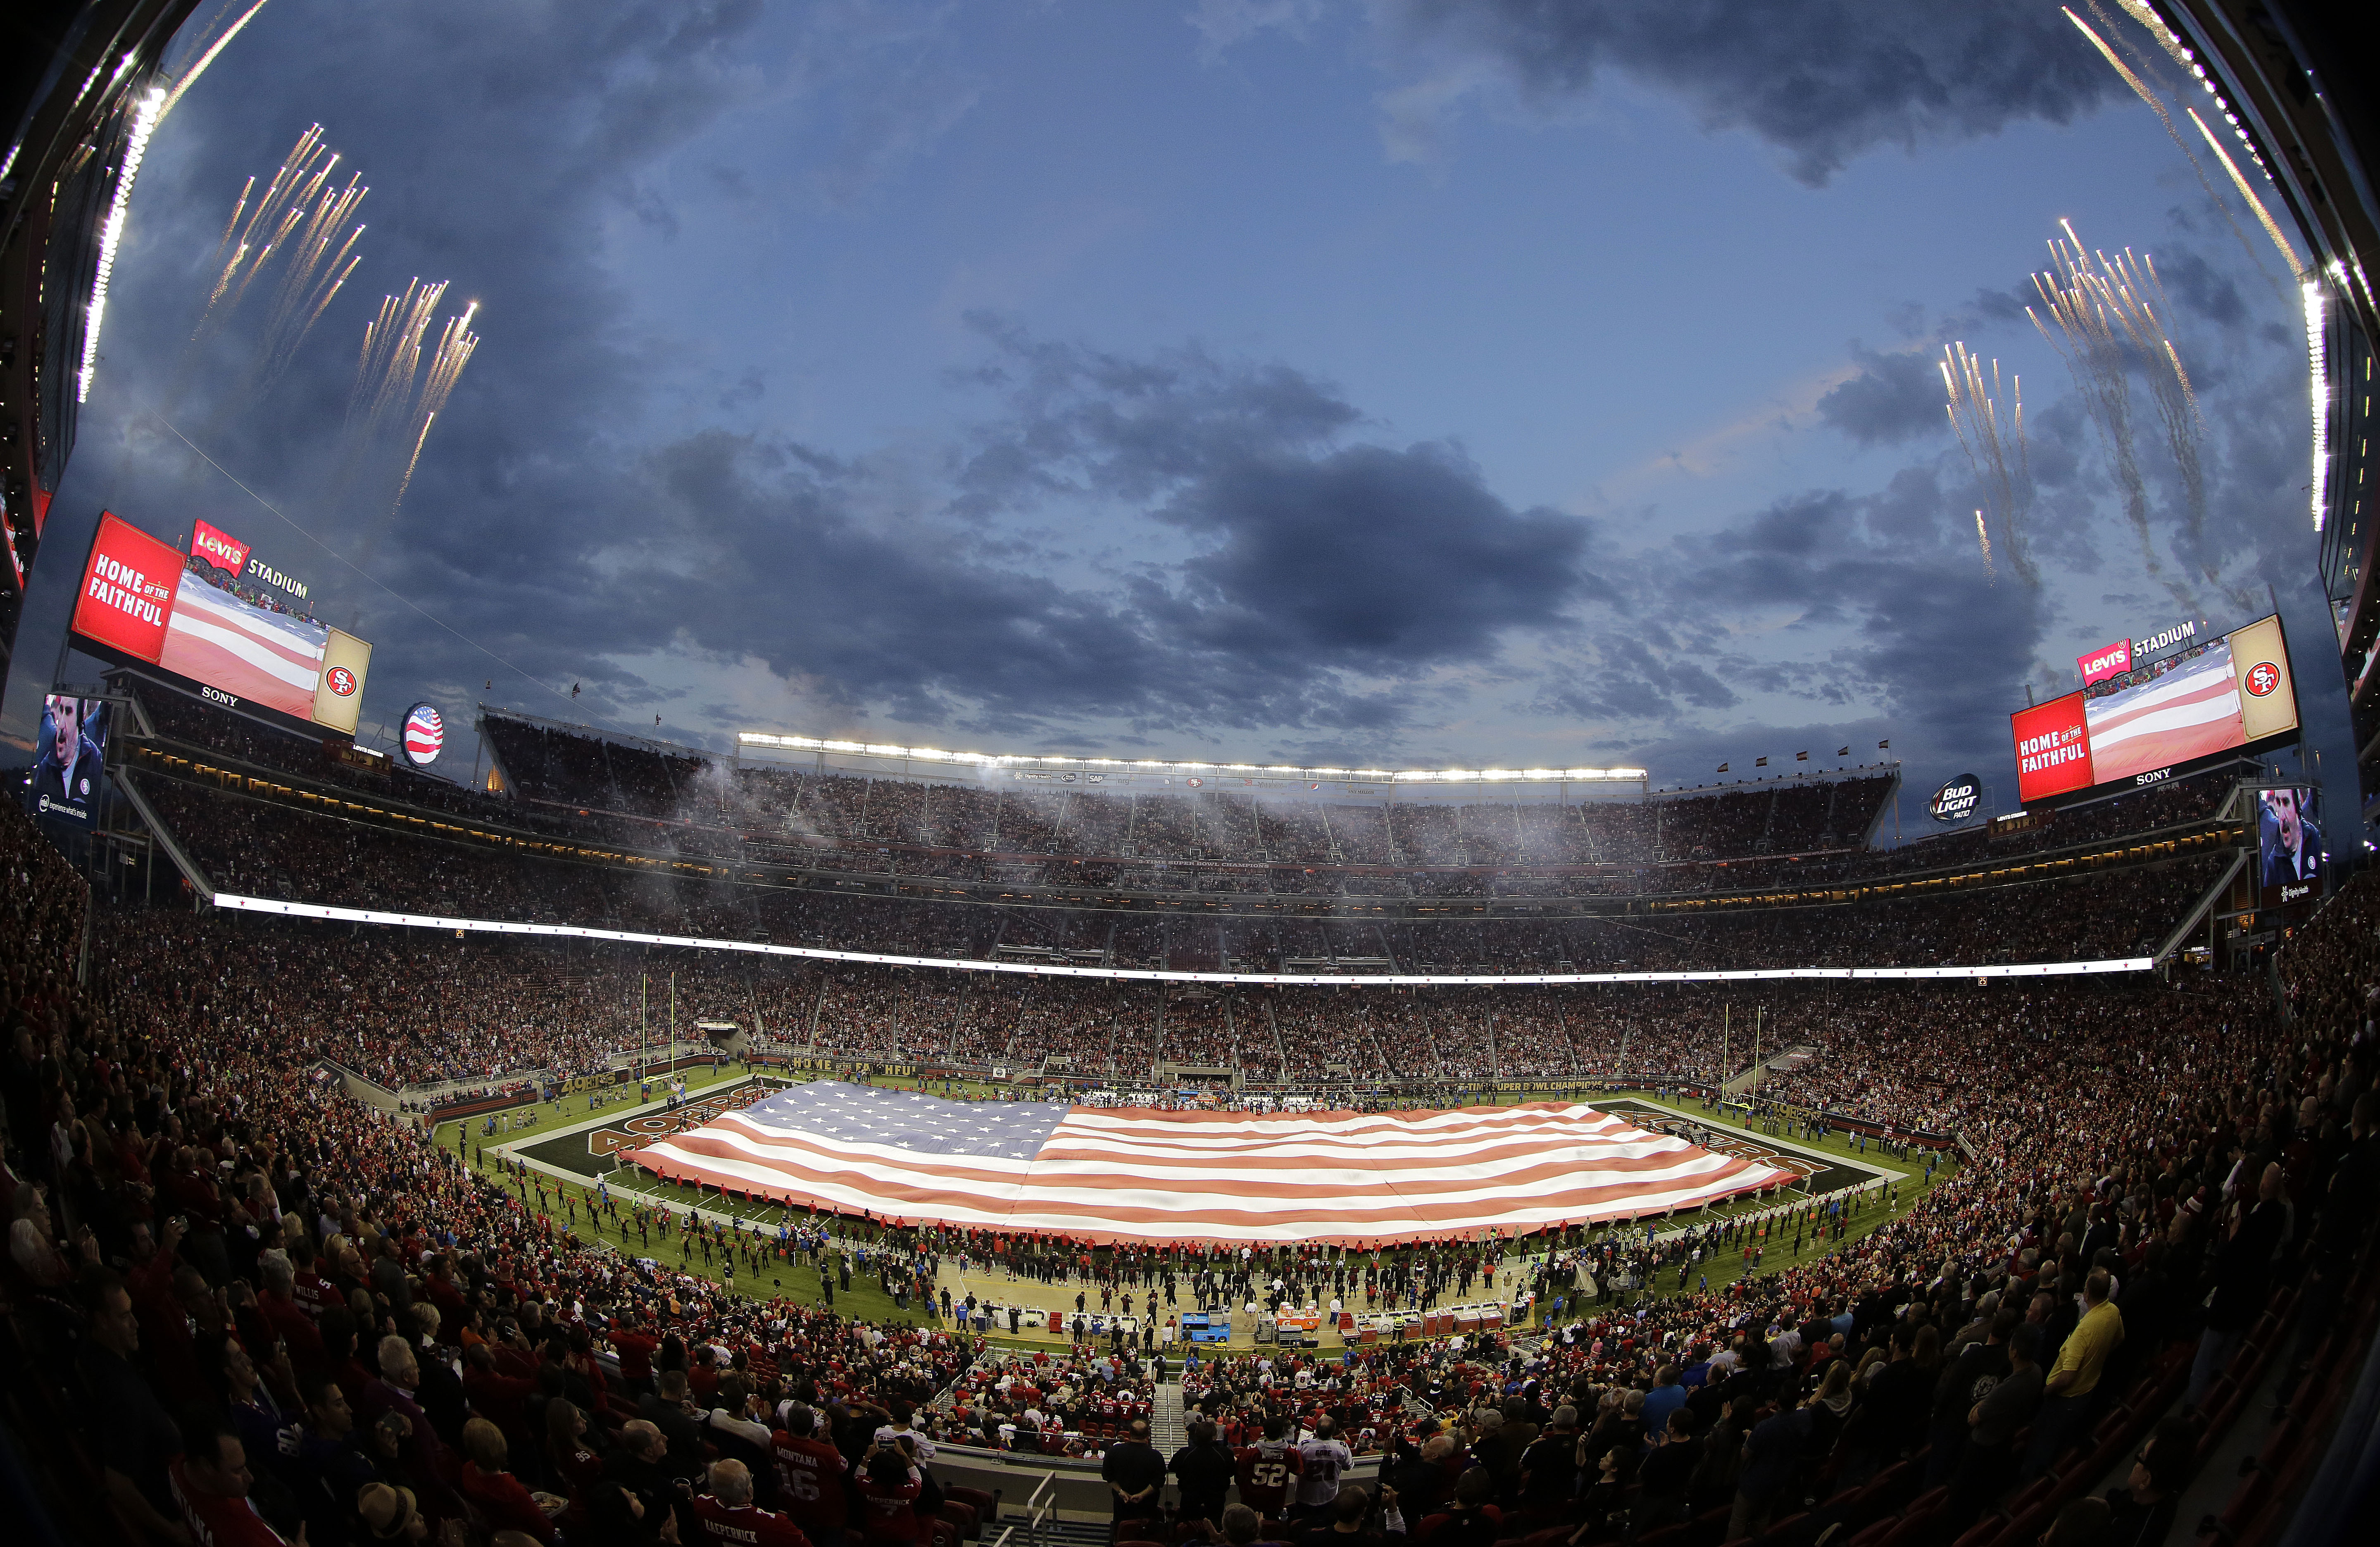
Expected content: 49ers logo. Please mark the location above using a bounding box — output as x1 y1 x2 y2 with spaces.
2245 660 2281 697
326 666 357 696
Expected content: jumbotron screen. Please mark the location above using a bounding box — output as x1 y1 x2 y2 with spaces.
2011 614 2299 805
68 511 373 737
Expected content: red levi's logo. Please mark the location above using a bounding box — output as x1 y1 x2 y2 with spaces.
190 518 252 577
2077 637 2132 686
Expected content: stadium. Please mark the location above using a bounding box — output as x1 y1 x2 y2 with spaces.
2 5 2377 1547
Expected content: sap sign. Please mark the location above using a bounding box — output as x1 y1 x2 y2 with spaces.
1929 773 1983 823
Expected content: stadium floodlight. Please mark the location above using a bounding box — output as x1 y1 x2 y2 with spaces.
2306 276 2330 532
736 731 1647 784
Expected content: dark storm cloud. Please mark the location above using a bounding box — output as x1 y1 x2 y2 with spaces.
1586 470 2050 773
1816 348 1946 447
947 317 1366 515
613 389 1593 737
1150 442 1591 664
1380 0 2123 185
619 425 1578 741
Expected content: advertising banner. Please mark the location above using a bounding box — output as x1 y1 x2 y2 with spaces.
69 512 183 664
2011 693 2092 803
1928 773 1982 823
69 510 375 740
2076 638 2132 686
189 518 252 579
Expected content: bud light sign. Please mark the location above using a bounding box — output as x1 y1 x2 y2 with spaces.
1929 773 1982 824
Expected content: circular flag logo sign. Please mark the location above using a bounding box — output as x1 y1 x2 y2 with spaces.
2245 661 2282 697
326 666 357 697
401 703 446 767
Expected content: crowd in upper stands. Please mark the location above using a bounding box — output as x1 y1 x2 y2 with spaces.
118 689 2240 908
10 684 2370 1547
88 775 2223 1098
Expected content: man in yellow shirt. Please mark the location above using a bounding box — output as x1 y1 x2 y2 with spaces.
2021 1267 2124 1483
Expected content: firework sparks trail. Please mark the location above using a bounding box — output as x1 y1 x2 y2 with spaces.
340 289 481 575
2066 6 2282 297
158 0 276 124
1975 510 1994 581
2085 246 2228 596
1940 342 2035 586
2186 107 2302 271
2030 226 2202 612
194 124 367 386
385 303 481 520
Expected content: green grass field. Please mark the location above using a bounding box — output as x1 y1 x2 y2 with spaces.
434 1073 1954 1333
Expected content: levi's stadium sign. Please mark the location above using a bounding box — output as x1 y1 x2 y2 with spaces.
1929 773 1982 823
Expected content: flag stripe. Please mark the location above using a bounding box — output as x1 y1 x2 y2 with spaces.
627 1085 1794 1244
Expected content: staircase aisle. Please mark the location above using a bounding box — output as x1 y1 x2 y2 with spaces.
1150 1378 1188 1454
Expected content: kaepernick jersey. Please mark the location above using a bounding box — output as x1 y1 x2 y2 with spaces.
695 1495 814 1547
1235 1440 1300 1517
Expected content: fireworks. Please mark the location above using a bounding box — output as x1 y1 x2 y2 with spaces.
339 284 481 561
158 0 276 124
386 303 481 517
194 125 368 389
1940 342 2033 586
2186 107 2301 271
2027 224 2248 610
2066 6 2286 297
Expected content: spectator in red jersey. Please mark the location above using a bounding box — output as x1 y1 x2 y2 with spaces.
258 1250 330 1381
856 1445 924 1544
1235 1414 1301 1521
696 1459 812 1547
169 1410 296 1546
548 1398 608 1522
459 1416 559 1544
612 1317 661 1398
770 1404 851 1547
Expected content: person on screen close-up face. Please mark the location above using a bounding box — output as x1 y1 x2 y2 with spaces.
2262 789 2320 885
47 697 80 770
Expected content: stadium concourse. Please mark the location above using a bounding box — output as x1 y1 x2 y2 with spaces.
0 695 2374 1547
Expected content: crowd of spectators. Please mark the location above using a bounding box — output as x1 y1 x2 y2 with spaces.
138 768 2217 968
7 751 2378 1547
141 695 2259 902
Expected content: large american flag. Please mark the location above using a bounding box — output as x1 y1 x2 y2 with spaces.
2083 642 2242 783
626 1083 1795 1244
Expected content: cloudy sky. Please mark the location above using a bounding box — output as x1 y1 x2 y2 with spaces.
6 0 2337 812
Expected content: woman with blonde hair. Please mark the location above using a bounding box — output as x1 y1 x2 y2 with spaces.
459 1416 559 1544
